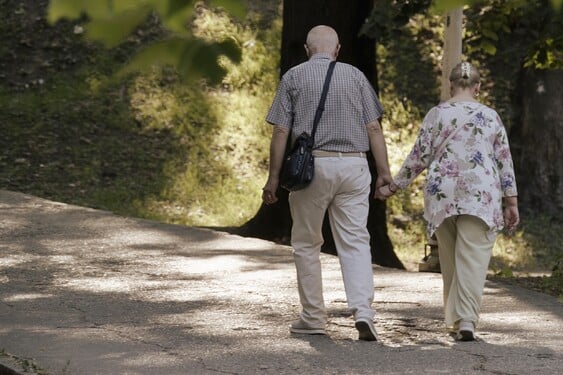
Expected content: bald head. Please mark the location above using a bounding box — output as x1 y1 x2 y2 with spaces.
305 25 340 58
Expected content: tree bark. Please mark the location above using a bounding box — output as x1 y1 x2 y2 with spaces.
511 68 563 216
239 0 404 269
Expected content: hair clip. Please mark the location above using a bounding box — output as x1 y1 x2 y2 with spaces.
461 62 471 79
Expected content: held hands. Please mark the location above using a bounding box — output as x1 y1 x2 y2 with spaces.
375 183 397 200
375 175 398 200
374 174 394 200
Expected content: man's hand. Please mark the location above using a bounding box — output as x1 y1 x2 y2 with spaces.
375 174 393 190
262 125 289 205
262 178 279 205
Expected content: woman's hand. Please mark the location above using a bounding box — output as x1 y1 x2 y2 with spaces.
503 196 519 234
503 206 520 234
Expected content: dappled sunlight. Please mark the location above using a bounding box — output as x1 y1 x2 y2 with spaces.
0 254 35 269
104 228 180 246
47 255 74 263
196 235 284 251
3 293 55 302
120 354 179 369
147 254 254 274
62 277 141 293
481 310 562 337
1 187 561 374
149 313 197 326
0 216 29 233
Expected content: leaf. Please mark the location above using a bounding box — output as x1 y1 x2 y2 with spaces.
47 0 106 23
480 40 497 55
117 39 186 76
208 0 247 19
86 6 153 48
160 3 195 35
163 0 196 15
481 28 498 41
47 0 82 22
431 0 471 12
178 38 242 83
48 0 147 22
117 37 241 84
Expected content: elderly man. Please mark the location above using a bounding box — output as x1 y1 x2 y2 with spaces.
262 25 392 341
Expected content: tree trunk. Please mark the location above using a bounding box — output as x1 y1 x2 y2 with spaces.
511 68 563 216
239 0 404 269
440 8 463 103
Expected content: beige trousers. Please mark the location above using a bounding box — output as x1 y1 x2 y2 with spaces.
288 156 374 326
434 215 497 330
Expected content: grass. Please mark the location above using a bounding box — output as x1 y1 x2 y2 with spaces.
0 348 51 374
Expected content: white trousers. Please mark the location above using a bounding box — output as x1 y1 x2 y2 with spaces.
434 215 497 330
288 156 374 326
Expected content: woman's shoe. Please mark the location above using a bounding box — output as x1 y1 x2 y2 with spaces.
457 320 475 341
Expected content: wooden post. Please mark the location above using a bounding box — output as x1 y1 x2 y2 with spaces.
440 8 463 102
421 7 464 273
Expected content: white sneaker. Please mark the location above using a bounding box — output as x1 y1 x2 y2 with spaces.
457 320 475 341
355 318 378 341
290 319 326 335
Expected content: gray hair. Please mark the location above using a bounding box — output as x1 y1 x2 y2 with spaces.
449 62 480 89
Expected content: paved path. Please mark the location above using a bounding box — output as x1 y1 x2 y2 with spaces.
0 190 561 374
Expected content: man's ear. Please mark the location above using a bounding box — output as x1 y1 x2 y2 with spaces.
334 44 341 58
304 44 310 58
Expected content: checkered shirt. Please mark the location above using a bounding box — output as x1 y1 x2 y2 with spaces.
266 53 384 152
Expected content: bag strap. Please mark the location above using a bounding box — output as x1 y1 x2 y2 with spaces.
310 61 337 143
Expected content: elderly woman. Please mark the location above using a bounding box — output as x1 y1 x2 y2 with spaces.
378 62 519 341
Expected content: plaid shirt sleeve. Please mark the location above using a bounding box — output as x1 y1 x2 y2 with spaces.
266 74 293 128
360 76 384 124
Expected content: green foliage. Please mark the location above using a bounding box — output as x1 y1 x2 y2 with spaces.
365 0 563 74
1 0 280 226
47 0 246 83
431 0 563 11
462 0 563 130
360 0 432 40
465 0 563 70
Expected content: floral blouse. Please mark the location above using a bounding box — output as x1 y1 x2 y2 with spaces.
394 101 518 236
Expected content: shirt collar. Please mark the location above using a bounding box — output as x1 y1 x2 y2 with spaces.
309 53 334 61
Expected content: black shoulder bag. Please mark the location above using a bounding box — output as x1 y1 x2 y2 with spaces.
280 61 337 191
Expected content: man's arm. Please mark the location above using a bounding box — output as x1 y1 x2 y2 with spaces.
366 119 392 192
262 125 290 204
